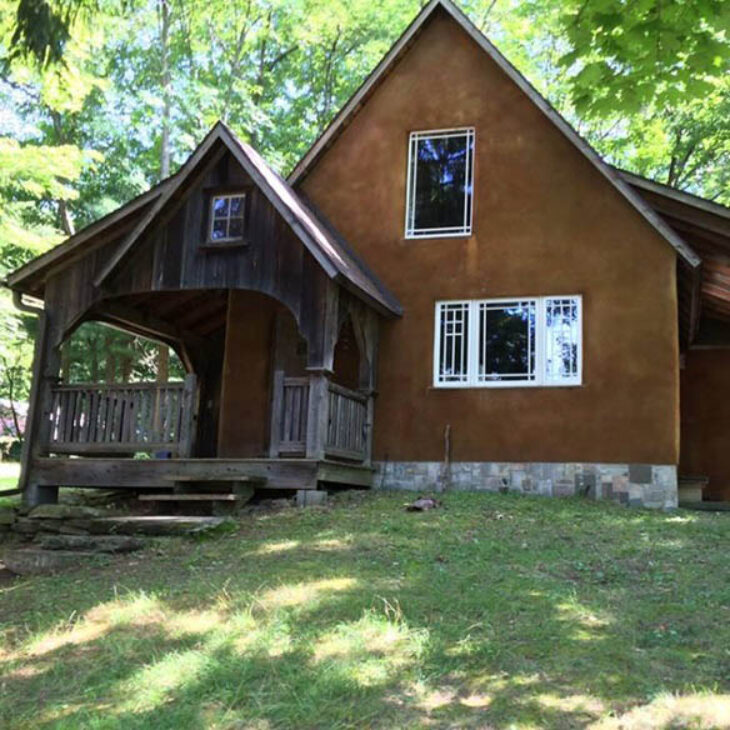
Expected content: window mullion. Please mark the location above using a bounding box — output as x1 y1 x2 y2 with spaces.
576 297 583 385
433 303 442 386
407 136 417 235
467 300 479 386
462 133 470 232
535 297 546 386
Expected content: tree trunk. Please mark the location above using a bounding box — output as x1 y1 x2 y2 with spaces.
156 345 169 383
159 0 171 179
60 343 71 381
104 335 116 383
58 199 75 236
88 335 99 382
157 0 172 384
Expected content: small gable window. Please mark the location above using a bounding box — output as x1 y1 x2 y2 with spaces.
209 193 246 242
406 128 474 238
434 296 582 388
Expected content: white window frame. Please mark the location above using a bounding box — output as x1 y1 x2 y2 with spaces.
433 296 583 388
405 127 475 239
209 192 246 243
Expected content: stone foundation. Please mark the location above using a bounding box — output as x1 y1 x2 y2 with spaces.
373 461 677 509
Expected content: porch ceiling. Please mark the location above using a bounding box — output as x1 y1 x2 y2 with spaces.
95 290 229 342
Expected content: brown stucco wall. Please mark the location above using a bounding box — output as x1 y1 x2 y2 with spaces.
680 349 730 501
217 291 276 458
299 10 680 464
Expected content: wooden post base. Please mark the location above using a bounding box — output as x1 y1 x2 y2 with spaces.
24 484 59 508
296 489 327 507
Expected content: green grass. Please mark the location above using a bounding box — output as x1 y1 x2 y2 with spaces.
1 491 729 729
0 462 20 508
0 461 19 490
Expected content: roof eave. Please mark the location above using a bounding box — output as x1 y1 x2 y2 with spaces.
618 168 730 224
5 178 173 294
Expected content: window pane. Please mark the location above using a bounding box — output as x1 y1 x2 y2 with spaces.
479 301 535 381
212 196 229 217
228 217 243 238
229 195 244 217
211 219 227 240
545 298 579 381
410 131 473 234
438 303 469 383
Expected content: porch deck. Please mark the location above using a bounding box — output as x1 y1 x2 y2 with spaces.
30 456 374 491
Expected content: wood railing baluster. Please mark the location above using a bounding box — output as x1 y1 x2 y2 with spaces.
46 378 198 456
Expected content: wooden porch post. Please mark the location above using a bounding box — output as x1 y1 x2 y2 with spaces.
363 394 375 467
268 369 285 457
177 373 199 457
305 372 329 460
348 302 379 467
20 310 63 506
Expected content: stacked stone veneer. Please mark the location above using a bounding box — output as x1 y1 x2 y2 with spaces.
373 461 677 509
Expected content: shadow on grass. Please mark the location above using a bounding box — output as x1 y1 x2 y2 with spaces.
1 492 729 728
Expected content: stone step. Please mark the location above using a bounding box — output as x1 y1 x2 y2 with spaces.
4 548 111 576
163 474 267 483
28 504 108 520
138 493 241 502
69 515 234 536
33 534 144 553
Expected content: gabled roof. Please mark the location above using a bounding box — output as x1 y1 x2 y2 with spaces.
288 0 701 269
8 122 402 317
618 168 730 226
5 176 175 295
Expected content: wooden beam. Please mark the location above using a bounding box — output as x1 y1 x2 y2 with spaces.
20 311 63 506
269 369 285 457
94 300 208 350
28 457 322 490
5 185 168 293
305 373 329 459
176 294 228 330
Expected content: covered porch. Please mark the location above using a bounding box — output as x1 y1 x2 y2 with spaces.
7 123 401 506
19 285 382 504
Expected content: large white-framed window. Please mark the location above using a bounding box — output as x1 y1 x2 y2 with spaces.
405 128 474 239
433 296 582 388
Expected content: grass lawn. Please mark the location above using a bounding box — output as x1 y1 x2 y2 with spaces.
1 491 729 729
0 462 20 508
0 461 19 491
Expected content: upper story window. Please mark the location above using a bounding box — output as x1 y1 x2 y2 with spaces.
434 296 582 388
209 193 246 242
405 128 474 239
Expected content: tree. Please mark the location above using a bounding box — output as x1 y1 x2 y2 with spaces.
556 0 730 118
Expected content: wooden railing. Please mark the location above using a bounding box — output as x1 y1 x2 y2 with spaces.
324 382 368 461
270 374 310 455
47 374 197 456
269 371 371 463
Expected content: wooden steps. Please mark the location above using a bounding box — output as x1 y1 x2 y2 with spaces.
163 474 266 484
139 493 241 502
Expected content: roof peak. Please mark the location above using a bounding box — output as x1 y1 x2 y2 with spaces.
91 122 400 315
288 0 699 268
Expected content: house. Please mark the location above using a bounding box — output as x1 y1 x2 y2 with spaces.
6 0 730 509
